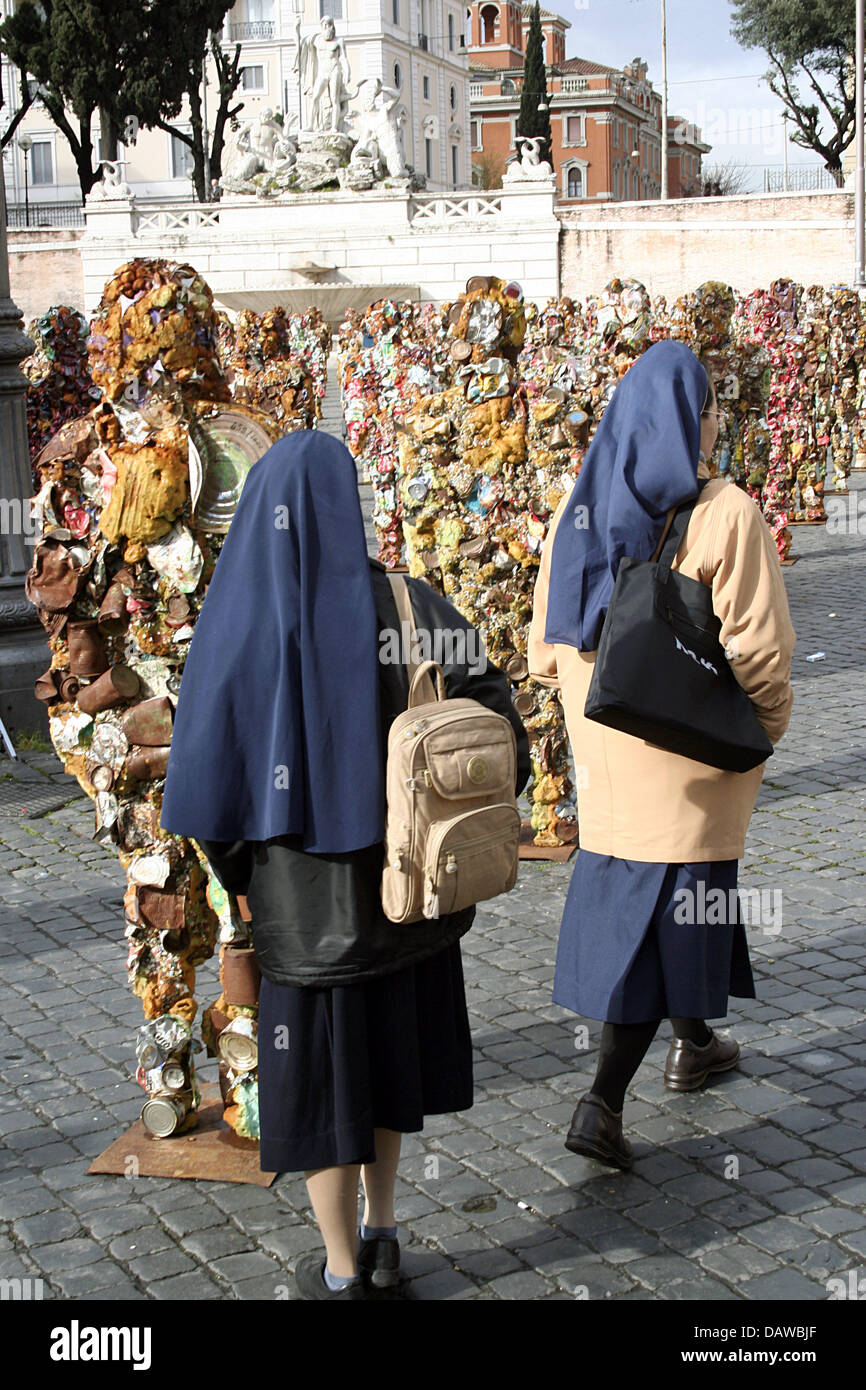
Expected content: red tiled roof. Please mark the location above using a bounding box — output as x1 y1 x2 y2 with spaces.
555 56 620 76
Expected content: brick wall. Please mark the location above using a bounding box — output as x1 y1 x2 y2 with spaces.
559 190 855 299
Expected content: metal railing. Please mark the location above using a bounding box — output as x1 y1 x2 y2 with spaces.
761 165 840 193
6 201 84 228
229 20 275 40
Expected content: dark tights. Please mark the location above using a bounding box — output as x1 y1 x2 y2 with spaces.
589 1017 712 1112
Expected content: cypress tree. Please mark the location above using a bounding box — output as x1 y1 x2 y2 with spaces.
517 2 553 167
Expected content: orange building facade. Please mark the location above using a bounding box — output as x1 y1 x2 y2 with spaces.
468 3 710 202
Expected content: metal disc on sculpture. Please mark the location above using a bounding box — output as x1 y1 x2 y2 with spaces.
189 409 277 532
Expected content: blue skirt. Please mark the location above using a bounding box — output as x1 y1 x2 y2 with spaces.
256 941 473 1172
553 851 756 1024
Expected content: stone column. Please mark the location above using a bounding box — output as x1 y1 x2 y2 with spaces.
0 166 47 735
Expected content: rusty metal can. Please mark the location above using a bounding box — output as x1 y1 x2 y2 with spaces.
87 762 115 793
76 663 141 715
97 581 129 635
221 946 261 1007
59 674 81 702
67 619 108 678
126 745 171 779
34 668 61 704
121 696 174 746
217 1017 258 1073
505 654 529 682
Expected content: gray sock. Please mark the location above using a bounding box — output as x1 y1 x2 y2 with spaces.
324 1264 359 1291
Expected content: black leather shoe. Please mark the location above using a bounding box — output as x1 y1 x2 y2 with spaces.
358 1233 401 1289
565 1092 634 1170
294 1253 366 1300
664 1030 740 1091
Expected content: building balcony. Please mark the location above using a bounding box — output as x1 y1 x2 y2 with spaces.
229 20 275 41
561 77 589 94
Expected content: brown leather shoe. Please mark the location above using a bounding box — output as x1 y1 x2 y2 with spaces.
664 1030 740 1091
565 1093 634 1170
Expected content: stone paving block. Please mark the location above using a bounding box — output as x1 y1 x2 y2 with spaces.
149 1271 225 1300
29 1236 106 1273
741 1215 817 1254
738 1268 829 1300
486 1268 555 1299
126 1247 198 1282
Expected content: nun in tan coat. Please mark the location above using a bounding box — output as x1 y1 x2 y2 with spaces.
528 341 795 1170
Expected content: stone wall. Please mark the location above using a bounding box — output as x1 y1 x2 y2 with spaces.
78 187 562 320
560 190 855 300
7 230 86 322
5 189 860 328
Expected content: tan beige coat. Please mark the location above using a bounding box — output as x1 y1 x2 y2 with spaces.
528 468 796 862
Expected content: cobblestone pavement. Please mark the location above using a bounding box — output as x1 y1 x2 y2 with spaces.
1 475 865 1303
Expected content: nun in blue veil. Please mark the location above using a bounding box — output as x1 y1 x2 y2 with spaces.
162 428 529 1299
527 340 795 1173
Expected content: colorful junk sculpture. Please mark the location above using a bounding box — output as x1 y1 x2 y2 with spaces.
338 298 450 567
22 305 100 468
23 260 321 1142
226 306 331 431
396 276 582 848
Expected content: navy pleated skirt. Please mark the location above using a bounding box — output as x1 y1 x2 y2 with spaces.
256 941 473 1172
553 851 756 1024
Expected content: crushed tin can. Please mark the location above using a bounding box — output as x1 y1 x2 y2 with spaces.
217 1017 258 1073
89 721 129 771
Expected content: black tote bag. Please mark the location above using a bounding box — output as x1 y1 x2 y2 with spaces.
583 488 774 773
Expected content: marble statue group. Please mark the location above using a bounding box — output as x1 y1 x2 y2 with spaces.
221 16 412 196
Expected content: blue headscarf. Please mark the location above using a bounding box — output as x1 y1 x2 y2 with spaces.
544 339 710 652
161 430 384 851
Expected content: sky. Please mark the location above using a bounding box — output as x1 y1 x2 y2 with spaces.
563 0 838 191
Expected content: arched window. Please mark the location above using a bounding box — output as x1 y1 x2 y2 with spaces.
450 84 457 111
567 166 583 199
613 165 620 200
394 61 402 89
481 3 497 43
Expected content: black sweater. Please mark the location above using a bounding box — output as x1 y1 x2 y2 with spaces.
200 560 531 987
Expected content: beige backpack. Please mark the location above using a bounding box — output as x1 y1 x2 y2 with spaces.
381 574 521 925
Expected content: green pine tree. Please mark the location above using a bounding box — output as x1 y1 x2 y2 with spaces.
517 2 552 168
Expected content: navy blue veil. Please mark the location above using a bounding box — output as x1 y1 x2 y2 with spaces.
544 339 710 652
161 430 384 851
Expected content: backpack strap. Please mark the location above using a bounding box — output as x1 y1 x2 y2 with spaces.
387 573 438 707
